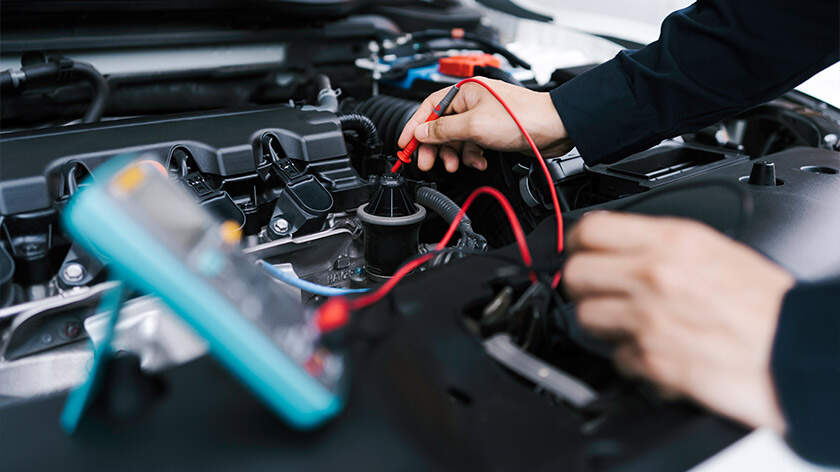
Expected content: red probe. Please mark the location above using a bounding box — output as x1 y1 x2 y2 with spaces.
363 77 567 313
392 85 461 173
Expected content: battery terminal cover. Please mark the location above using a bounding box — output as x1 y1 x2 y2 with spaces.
438 53 501 78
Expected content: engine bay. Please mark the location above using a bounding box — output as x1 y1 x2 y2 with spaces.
2 2 840 470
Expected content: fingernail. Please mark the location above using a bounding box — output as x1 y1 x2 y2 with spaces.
416 123 429 140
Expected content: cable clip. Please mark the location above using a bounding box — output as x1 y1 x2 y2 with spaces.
50 56 75 82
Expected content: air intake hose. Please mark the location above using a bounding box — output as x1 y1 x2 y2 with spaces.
352 95 420 156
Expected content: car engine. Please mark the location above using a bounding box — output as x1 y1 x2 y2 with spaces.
1 1 840 470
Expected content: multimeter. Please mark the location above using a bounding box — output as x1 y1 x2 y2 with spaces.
62 156 344 429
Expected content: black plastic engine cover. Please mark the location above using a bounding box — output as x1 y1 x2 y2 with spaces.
591 146 840 282
0 106 360 215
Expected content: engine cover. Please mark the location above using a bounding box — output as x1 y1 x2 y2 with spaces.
0 106 360 216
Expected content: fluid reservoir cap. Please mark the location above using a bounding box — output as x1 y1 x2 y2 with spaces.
439 53 501 78
366 174 416 218
748 160 777 186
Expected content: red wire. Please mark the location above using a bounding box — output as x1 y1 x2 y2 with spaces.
454 78 564 287
350 78 567 311
348 186 532 311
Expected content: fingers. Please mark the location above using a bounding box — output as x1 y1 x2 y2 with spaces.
613 342 646 378
563 252 646 298
439 144 461 173
576 296 637 338
397 87 450 148
417 144 438 171
462 142 487 170
567 211 680 253
414 112 476 145
416 142 483 173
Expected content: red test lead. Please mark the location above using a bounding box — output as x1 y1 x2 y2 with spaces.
392 85 461 173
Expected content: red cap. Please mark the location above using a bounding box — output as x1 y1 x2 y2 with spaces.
314 297 350 333
439 53 501 78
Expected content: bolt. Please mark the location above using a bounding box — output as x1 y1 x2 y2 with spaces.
272 218 290 235
61 262 86 283
824 133 839 148
63 320 82 339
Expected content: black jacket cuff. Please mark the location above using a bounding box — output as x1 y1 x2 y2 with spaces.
771 281 840 465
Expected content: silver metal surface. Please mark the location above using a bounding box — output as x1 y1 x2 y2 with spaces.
0 343 91 402
272 218 290 235
0 281 120 322
0 218 356 401
85 296 208 372
484 333 598 408
61 263 85 283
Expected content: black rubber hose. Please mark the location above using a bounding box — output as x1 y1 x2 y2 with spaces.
477 65 524 87
0 59 109 123
0 62 59 89
338 113 381 155
411 29 531 69
70 62 109 123
352 95 419 155
416 186 487 249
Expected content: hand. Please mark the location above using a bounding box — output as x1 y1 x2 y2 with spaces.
563 211 795 432
396 77 572 172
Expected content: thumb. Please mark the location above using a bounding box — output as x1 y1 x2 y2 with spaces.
415 112 475 145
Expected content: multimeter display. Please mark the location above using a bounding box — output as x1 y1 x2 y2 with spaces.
63 157 344 428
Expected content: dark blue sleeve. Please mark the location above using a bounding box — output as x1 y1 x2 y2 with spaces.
772 280 840 466
549 0 840 165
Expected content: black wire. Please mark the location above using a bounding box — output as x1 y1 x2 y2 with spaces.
1 58 109 123
405 246 565 278
410 30 531 69
412 246 524 271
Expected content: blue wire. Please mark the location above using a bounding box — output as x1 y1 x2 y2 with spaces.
259 260 369 296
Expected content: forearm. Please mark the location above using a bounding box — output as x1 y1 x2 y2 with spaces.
550 0 840 165
772 279 840 466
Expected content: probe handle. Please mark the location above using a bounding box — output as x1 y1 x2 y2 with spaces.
392 85 460 173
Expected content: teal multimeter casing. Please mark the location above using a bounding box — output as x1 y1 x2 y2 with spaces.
62 156 344 429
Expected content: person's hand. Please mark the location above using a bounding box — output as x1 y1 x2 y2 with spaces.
396 77 572 172
563 211 795 432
